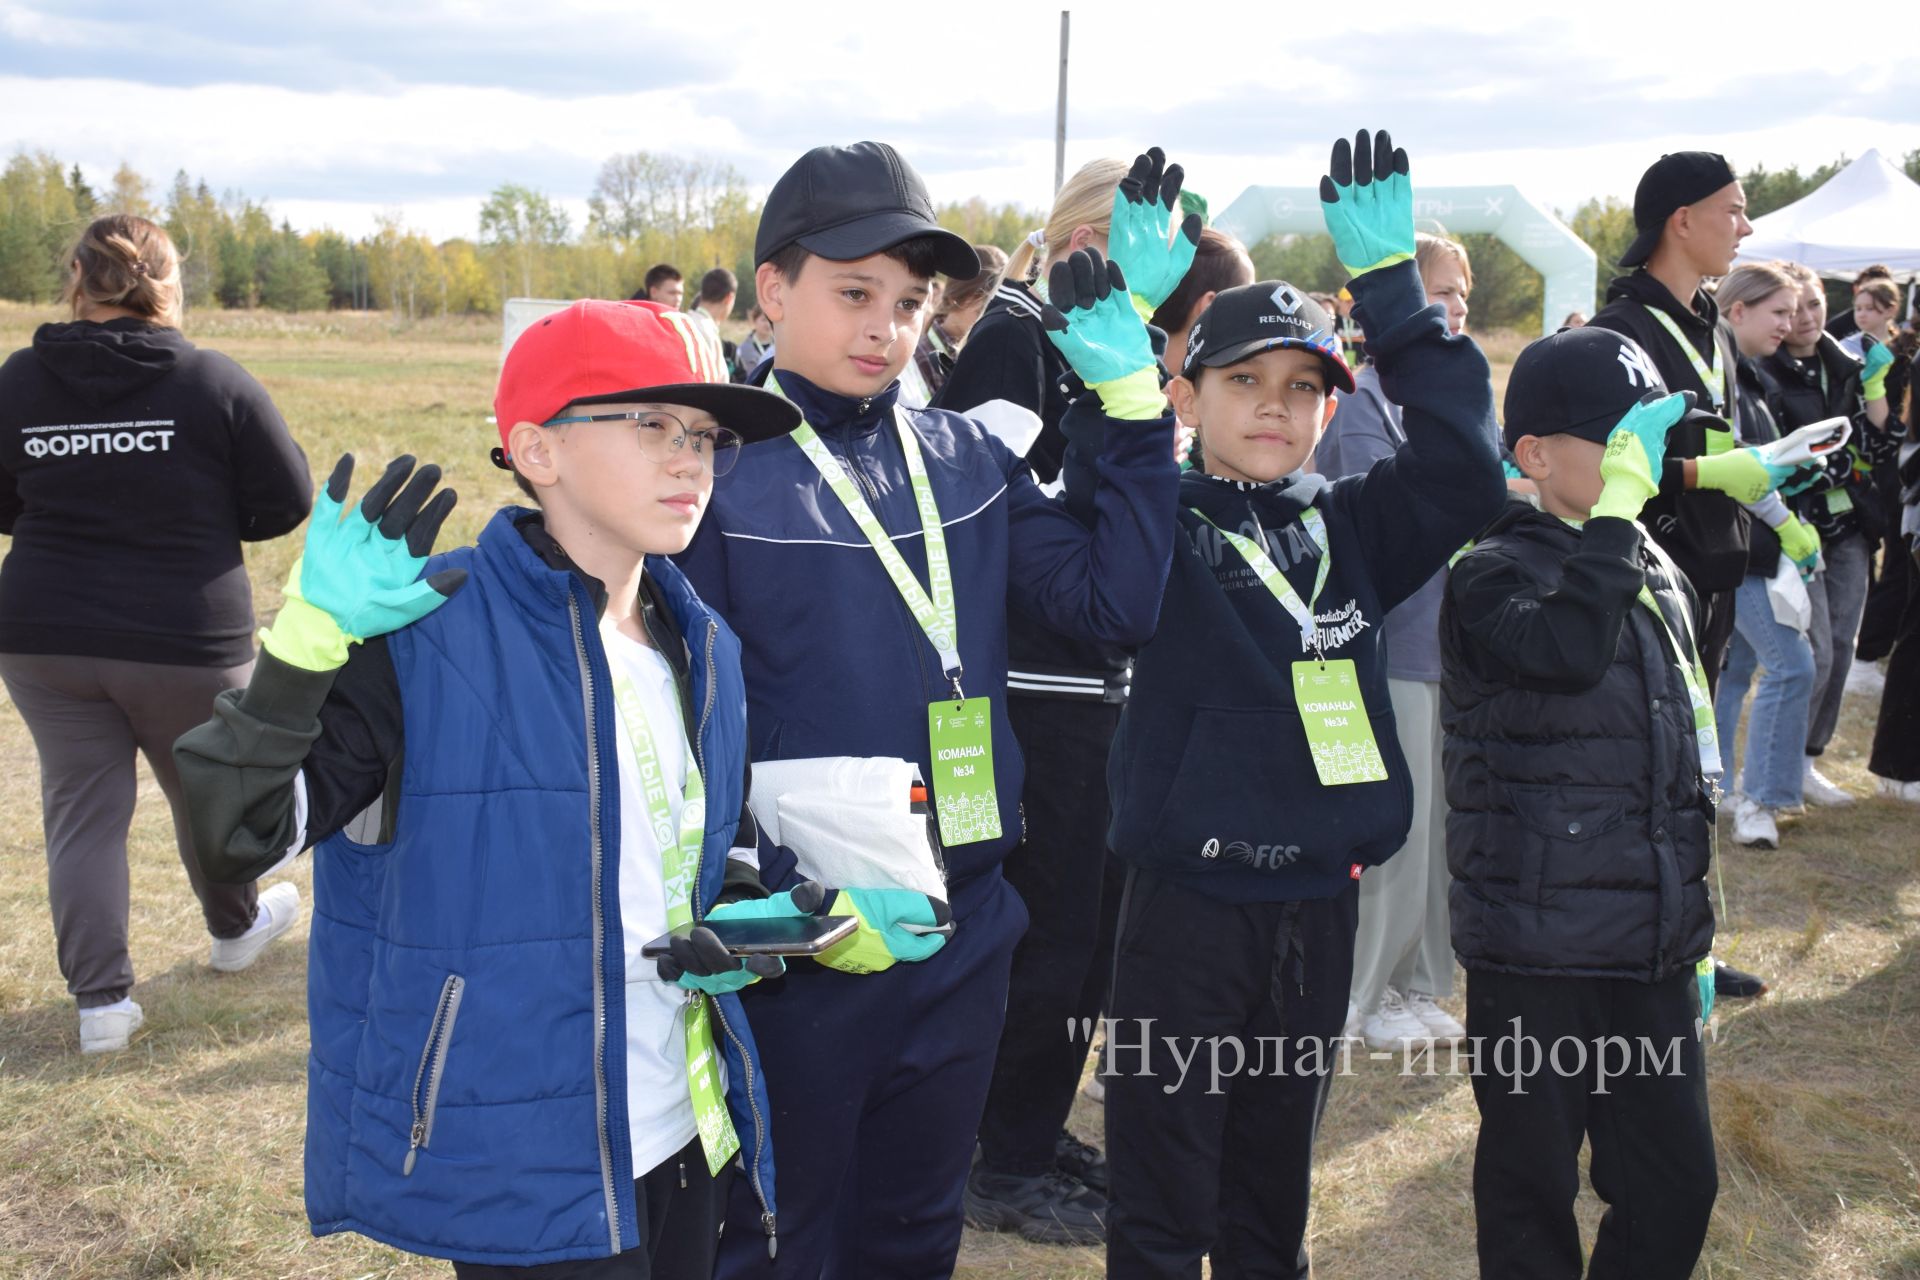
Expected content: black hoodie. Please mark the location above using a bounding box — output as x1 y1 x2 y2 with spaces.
1588 269 1751 594
0 319 311 667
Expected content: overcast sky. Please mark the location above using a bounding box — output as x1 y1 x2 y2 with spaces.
5 0 1917 241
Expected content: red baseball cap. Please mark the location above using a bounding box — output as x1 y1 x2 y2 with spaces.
491 298 799 468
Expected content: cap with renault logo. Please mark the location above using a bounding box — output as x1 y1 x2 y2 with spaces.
1181 279 1356 393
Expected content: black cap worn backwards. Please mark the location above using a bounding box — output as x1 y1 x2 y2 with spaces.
1181 279 1356 393
1502 325 1722 451
1618 150 1738 268
754 141 981 279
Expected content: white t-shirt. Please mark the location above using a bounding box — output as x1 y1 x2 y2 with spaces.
603 621 714 1177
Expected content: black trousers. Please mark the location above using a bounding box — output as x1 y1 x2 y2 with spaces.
453 1136 730 1279
977 695 1126 1174
1870 558 1920 781
1856 473 1908 662
1700 586 1737 698
1105 868 1357 1280
1467 968 1716 1280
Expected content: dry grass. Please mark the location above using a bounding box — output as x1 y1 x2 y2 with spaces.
2 303 1918 1278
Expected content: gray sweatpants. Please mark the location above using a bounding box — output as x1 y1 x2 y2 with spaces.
0 652 258 1008
1350 676 1454 1015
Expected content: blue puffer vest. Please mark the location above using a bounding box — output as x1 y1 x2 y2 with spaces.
303 507 777 1267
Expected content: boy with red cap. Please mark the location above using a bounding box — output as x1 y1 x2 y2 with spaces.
175 299 815 1275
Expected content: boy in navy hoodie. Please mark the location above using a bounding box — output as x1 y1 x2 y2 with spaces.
1090 130 1505 1278
675 140 1181 1277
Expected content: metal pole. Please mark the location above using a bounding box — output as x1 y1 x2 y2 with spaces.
1054 11 1070 193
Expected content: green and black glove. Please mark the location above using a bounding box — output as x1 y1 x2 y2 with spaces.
1774 515 1823 579
260 455 465 672
1591 391 1690 523
1319 128 1415 280
1107 147 1202 320
1040 248 1162 421
1861 341 1893 403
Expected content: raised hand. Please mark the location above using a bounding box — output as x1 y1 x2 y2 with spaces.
1107 146 1203 316
1591 391 1690 522
1318 128 1415 280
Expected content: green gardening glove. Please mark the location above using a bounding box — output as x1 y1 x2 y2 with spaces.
1591 391 1690 523
259 455 466 672
1040 248 1162 420
1107 147 1203 319
1775 515 1823 578
1318 128 1415 279
659 883 836 992
1696 956 1716 1022
815 887 954 975
1694 445 1802 504
1860 341 1893 402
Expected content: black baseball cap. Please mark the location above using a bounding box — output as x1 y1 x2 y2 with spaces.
1181 279 1355 393
1503 325 1723 451
1618 151 1738 268
755 142 981 280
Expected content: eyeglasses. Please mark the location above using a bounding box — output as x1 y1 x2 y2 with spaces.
541 409 745 477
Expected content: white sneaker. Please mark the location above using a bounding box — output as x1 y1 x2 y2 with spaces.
79 998 144 1054
1875 775 1920 804
210 882 302 972
1404 991 1466 1044
1732 795 1780 849
1802 759 1855 807
1362 988 1435 1052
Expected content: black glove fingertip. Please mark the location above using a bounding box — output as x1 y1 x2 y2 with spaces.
1068 250 1097 307
926 896 954 927
790 880 827 914
1161 162 1184 212
1392 147 1409 177
1373 129 1395 182
325 454 355 504
1329 137 1352 188
426 568 468 599
408 487 459 557
745 954 783 979
1318 175 1339 204
1040 305 1070 334
1178 212 1202 246
360 455 416 523
1047 258 1076 311
1107 258 1127 296
1353 130 1374 188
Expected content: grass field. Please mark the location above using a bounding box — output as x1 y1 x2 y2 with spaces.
1 302 1917 1278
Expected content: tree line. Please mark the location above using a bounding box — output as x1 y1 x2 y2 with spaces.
2 147 1914 333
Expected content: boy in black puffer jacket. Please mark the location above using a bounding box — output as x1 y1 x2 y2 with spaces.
1442 325 1722 1280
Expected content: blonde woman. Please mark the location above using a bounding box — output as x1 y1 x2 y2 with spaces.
0 215 311 1053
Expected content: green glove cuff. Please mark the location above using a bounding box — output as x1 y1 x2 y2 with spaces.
1694 450 1774 503
1130 292 1157 324
1590 485 1651 524
260 593 353 673
676 965 773 995
1090 367 1166 422
1862 372 1889 402
1343 250 1413 279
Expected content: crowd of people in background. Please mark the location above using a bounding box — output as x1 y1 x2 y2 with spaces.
2 130 1918 1280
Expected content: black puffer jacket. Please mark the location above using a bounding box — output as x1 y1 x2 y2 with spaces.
1441 502 1716 982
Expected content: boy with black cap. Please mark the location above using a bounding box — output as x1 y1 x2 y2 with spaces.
173 299 814 1275
1089 129 1505 1278
1589 149 1793 1002
675 139 1182 1276
1442 324 1724 1278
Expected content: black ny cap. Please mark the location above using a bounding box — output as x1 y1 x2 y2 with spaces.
1503 326 1723 451
1619 151 1738 268
755 141 981 279
1182 279 1355 393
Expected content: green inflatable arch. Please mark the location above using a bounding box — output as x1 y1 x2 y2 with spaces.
1214 184 1596 337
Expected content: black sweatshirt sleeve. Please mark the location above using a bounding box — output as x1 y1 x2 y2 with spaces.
1337 260 1507 611
218 356 313 541
173 638 403 884
933 313 1045 416
1447 516 1650 693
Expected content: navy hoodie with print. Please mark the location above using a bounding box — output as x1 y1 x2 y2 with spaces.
1083 260 1506 902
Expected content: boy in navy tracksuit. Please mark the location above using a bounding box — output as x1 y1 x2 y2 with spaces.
173 300 815 1274
674 140 1181 1277
1089 131 1505 1278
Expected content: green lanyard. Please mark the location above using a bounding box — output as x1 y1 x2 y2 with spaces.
1642 305 1725 411
785 402 964 697
1196 506 1332 657
1633 582 1724 786
608 652 740 1177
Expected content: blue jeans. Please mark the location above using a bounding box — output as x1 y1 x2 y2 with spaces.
1715 572 1816 809
1804 532 1873 754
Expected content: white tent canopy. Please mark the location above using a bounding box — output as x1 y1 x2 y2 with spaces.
1734 149 1920 278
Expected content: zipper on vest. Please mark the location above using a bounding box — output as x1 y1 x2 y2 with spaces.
692 617 776 1256
403 973 465 1175
568 592 622 1249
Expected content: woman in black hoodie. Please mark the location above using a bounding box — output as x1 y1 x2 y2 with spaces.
0 215 311 1053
